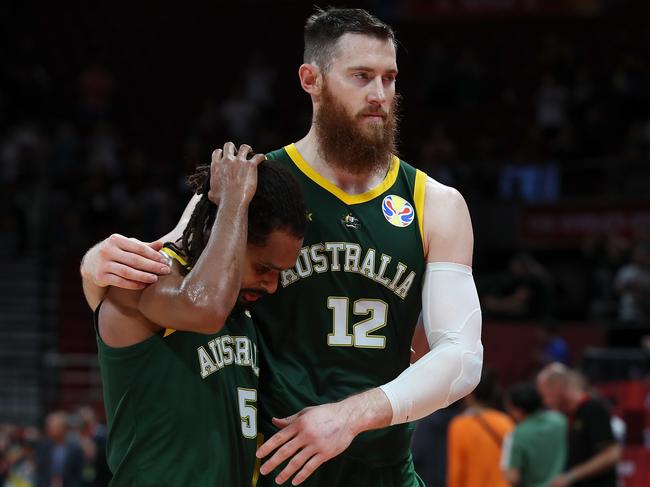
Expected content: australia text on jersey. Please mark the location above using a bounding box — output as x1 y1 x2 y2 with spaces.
197 335 259 379
280 242 417 300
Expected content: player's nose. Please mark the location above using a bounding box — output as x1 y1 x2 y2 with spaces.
367 77 386 105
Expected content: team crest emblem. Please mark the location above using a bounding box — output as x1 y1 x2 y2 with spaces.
341 213 361 229
382 195 414 228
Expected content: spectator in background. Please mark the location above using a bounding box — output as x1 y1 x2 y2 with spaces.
74 407 110 487
615 242 650 324
447 370 514 487
243 53 278 108
537 363 621 487
1 424 37 487
533 325 569 368
484 252 554 321
536 74 570 147
502 382 567 487
218 84 259 142
35 412 83 487
77 64 114 125
583 233 630 321
412 400 463 487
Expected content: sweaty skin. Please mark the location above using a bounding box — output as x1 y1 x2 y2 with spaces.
100 144 265 346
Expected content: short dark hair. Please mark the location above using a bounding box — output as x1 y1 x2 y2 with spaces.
304 7 396 72
179 160 306 272
508 382 543 415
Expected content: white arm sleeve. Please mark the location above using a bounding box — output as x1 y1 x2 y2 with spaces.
379 262 483 424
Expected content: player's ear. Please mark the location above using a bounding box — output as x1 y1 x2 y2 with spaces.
299 63 322 96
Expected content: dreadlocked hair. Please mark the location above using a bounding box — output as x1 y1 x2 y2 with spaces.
177 160 307 275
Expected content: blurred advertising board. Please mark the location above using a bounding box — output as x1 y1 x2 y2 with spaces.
520 205 650 245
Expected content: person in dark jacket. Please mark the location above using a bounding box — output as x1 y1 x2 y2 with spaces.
36 411 84 487
537 363 621 487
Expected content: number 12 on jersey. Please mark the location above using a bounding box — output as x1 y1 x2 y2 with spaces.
327 297 388 348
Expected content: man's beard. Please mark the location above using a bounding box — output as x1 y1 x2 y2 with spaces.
314 82 400 175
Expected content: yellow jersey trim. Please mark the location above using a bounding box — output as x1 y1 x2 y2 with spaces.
159 246 189 338
284 144 400 205
414 169 426 250
160 246 188 267
250 434 264 487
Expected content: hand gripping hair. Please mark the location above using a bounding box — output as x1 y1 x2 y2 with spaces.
380 262 483 424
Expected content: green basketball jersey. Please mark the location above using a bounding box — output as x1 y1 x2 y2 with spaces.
96 248 261 486
254 144 427 467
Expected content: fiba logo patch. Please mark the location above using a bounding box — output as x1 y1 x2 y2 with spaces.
382 195 414 228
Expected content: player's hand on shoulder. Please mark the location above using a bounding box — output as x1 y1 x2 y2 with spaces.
208 142 266 206
81 234 171 290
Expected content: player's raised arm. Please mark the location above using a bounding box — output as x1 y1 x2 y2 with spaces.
136 143 264 333
101 144 264 341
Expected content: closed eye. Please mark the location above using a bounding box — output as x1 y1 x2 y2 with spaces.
256 264 271 274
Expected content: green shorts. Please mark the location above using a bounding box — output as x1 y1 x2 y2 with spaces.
255 452 424 487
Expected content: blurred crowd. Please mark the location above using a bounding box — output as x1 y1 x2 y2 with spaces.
413 365 622 487
411 30 650 202
1 18 649 257
584 236 650 325
479 233 650 328
0 406 109 487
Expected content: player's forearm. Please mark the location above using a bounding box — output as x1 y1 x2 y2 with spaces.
565 444 621 484
339 388 393 435
81 276 106 311
176 197 249 329
80 246 108 311
380 263 483 424
381 335 482 423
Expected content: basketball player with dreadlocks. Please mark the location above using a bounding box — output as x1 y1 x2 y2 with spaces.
81 8 483 487
95 143 305 486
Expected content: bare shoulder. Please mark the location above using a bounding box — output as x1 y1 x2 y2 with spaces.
105 285 142 311
99 284 160 347
424 176 468 212
422 176 473 265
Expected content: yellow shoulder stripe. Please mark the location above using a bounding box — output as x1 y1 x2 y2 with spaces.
159 246 188 338
160 246 188 267
284 143 400 205
414 169 426 251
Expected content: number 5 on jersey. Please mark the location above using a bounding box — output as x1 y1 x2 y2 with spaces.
237 388 257 439
327 297 388 348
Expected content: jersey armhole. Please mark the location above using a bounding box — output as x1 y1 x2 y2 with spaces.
413 169 426 252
